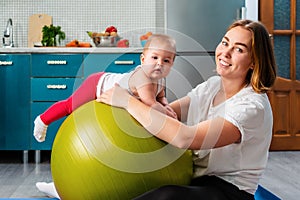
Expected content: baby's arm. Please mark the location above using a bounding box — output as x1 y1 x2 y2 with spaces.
156 89 168 106
156 89 177 119
129 69 177 119
137 85 177 119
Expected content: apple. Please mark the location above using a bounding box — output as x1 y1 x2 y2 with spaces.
105 26 117 33
117 39 129 47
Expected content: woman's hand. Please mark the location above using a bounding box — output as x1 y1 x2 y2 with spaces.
97 83 131 109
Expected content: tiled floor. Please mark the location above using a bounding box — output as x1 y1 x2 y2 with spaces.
259 151 300 200
0 151 53 198
0 151 299 199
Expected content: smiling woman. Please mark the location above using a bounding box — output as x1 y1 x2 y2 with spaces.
99 19 277 200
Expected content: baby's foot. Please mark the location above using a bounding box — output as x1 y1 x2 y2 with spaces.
36 182 60 199
33 116 48 142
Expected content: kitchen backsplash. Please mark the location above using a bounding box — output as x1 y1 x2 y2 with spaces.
1 0 164 48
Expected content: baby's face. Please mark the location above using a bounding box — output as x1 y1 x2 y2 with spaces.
141 48 175 80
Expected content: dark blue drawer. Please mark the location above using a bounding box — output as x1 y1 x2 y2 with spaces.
31 54 83 77
31 78 83 101
84 53 140 75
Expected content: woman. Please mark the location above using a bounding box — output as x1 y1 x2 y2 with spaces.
99 19 277 200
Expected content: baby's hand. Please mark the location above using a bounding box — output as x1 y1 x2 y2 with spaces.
165 105 178 119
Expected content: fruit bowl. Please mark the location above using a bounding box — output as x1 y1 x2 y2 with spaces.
92 36 120 47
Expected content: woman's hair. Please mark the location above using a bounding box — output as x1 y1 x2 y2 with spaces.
228 19 277 93
142 34 177 60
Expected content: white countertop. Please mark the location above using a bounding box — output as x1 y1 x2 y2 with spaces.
0 47 213 56
0 47 143 54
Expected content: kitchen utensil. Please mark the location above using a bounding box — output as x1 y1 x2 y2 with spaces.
28 14 52 47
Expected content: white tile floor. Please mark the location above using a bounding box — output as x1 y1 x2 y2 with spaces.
0 151 299 199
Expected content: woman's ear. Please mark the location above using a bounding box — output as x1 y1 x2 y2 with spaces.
249 61 255 70
140 54 145 64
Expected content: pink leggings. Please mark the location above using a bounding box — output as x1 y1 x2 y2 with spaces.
40 72 105 125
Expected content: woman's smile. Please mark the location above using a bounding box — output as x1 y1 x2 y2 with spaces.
219 59 232 67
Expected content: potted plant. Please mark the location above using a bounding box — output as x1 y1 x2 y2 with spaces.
41 24 66 46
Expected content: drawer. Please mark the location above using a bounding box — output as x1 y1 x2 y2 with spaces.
31 54 83 77
84 53 140 75
31 78 83 101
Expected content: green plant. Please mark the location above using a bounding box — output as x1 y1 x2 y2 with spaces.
41 24 66 46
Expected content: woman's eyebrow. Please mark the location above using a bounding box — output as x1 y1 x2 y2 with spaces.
224 36 248 48
235 42 248 49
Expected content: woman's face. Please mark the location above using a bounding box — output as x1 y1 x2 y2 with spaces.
215 26 254 80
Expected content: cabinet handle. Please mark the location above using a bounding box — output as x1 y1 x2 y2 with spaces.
0 61 13 66
114 60 134 65
46 84 67 89
47 60 67 65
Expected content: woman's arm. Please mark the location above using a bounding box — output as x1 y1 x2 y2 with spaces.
99 84 241 150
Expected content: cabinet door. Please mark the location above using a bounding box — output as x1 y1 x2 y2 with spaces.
0 54 30 150
83 53 140 75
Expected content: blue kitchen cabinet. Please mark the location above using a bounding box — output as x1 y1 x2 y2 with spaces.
0 52 141 160
30 54 84 150
0 54 30 150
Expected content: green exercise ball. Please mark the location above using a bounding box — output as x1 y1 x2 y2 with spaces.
51 101 193 200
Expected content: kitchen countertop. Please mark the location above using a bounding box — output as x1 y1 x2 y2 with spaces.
0 47 143 54
0 47 214 56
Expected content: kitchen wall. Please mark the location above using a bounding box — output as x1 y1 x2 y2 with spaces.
1 0 164 47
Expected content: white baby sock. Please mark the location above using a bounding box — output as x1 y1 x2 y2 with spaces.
33 115 48 142
36 182 60 199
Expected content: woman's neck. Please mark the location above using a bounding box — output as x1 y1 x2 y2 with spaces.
213 78 247 106
220 78 247 99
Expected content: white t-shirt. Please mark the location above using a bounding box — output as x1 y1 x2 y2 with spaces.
96 65 164 98
187 76 273 194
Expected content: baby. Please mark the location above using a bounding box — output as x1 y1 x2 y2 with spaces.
33 33 177 142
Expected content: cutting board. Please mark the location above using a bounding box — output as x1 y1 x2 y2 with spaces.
28 14 52 47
